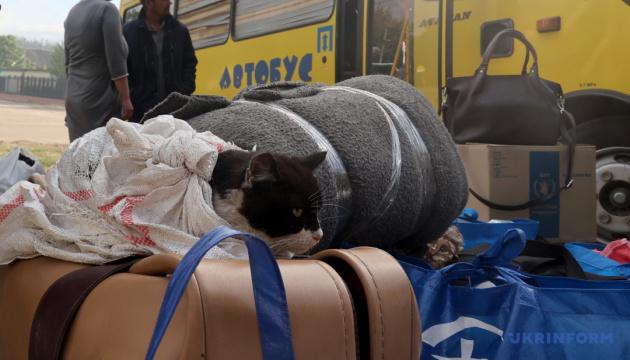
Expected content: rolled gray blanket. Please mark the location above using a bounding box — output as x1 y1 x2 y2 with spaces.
337 75 469 251
142 92 230 123
179 75 467 253
187 95 352 247
233 82 434 249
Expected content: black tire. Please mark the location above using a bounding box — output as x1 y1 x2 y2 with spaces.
575 116 630 149
565 89 630 125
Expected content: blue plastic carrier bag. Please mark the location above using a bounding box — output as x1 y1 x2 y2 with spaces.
454 208 539 250
398 229 630 360
565 242 630 278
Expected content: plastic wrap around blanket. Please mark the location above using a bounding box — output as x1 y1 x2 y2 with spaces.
238 85 431 243
324 86 431 236
234 86 431 242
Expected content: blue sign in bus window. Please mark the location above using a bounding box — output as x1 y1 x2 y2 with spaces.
317 25 333 53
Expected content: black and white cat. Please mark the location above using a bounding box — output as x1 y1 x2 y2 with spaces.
211 149 327 258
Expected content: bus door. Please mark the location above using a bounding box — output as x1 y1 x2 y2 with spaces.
364 0 441 107
336 0 365 81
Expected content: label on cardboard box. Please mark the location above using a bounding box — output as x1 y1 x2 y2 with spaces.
457 144 596 242
529 152 560 238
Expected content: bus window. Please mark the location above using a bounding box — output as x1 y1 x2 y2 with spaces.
480 19 514 58
337 0 364 81
177 0 231 49
367 0 412 81
123 3 142 25
233 0 334 40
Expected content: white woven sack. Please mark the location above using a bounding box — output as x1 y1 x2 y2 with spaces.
0 116 244 265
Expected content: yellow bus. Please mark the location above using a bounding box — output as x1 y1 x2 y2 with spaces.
120 0 630 239
120 0 630 133
120 0 430 100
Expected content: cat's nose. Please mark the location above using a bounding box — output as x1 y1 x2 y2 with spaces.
312 229 323 242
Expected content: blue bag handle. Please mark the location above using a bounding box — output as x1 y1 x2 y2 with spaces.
441 228 526 272
145 226 295 360
472 228 527 267
457 208 482 222
432 229 527 286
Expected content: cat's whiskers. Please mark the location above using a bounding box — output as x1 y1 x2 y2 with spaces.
318 203 351 213
269 239 306 254
310 188 335 201
312 181 333 193
308 190 323 201
313 193 339 203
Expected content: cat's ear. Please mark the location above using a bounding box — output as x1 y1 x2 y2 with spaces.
246 152 278 186
301 151 327 170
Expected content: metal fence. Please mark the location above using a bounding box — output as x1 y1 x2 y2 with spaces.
0 75 65 99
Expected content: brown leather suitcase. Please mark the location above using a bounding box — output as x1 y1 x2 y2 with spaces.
0 243 420 359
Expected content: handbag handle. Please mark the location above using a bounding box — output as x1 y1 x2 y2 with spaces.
145 226 295 360
478 29 539 75
469 108 576 211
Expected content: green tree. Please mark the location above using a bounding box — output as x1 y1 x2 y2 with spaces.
0 35 26 68
49 43 66 79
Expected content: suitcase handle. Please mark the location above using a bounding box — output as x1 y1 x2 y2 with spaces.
145 226 295 360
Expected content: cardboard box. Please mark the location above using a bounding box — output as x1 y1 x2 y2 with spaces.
458 144 597 242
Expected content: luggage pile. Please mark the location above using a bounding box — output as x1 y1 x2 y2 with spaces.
151 75 469 254
2 75 448 359
0 227 420 359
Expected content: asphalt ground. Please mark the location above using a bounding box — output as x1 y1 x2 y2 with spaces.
0 93 68 144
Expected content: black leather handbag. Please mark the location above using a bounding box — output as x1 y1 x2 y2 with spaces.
443 29 576 211
443 29 564 146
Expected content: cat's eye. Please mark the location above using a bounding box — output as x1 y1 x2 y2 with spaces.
292 208 303 217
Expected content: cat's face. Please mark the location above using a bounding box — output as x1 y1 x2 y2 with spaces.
213 151 327 257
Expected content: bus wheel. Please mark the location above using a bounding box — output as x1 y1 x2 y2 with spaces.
566 90 630 242
595 147 630 243
575 116 630 149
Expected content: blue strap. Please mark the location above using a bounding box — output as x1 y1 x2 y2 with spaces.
145 226 295 360
457 208 481 222
473 228 527 267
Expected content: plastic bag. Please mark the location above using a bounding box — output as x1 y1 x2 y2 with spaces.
398 229 630 359
0 147 45 194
